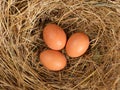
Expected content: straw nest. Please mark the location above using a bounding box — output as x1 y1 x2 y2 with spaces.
0 0 120 90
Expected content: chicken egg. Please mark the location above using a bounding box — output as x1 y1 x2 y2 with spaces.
40 50 67 71
43 24 66 50
66 32 89 57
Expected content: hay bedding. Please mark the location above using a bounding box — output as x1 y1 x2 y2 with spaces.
0 0 120 90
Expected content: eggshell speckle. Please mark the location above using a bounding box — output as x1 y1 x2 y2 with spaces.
43 24 66 50
66 32 89 57
40 50 67 71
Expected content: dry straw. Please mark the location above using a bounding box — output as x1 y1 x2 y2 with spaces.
0 0 120 90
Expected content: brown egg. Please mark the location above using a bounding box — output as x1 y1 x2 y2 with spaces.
43 24 66 50
40 50 67 71
66 32 89 57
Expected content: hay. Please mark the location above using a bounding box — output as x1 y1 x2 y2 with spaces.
0 0 120 90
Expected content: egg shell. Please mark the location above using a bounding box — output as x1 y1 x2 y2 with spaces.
40 50 67 71
66 32 89 57
43 24 66 50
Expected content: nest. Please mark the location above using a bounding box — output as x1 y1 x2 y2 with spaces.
0 0 120 90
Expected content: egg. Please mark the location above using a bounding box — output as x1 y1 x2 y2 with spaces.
40 50 67 71
66 32 89 57
43 24 66 50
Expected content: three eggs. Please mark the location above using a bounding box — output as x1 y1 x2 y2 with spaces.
40 24 89 71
